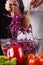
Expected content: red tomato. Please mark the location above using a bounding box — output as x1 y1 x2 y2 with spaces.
6 46 25 65
27 53 34 60
25 53 34 65
38 54 43 59
29 58 40 65
40 58 43 65
38 54 43 65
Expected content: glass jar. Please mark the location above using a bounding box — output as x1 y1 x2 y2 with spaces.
1 37 40 56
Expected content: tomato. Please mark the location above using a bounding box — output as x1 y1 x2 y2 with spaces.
38 54 43 59
25 53 34 65
38 54 43 65
40 58 43 65
6 46 25 65
27 53 34 60
25 53 43 65
29 57 40 65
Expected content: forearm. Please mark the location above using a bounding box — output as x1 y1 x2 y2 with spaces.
22 13 30 28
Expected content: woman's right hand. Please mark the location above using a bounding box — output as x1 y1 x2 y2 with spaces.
5 0 20 16
5 0 12 12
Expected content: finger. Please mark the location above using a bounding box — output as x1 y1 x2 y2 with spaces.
30 0 37 8
30 0 36 5
35 0 43 8
31 0 43 8
13 0 19 7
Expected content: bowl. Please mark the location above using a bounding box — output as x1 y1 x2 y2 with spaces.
0 38 40 55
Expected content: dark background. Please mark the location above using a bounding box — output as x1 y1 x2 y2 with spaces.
0 0 12 55
0 0 10 14
0 0 12 39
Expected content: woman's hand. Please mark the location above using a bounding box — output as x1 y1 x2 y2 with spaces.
30 0 43 8
5 0 20 16
5 0 12 12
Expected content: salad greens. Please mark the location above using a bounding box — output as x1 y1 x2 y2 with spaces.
0 56 17 65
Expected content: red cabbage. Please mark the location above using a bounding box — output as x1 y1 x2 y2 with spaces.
7 14 32 38
10 39 39 54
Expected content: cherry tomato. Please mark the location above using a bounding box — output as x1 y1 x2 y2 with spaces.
25 53 34 65
38 54 43 65
27 53 34 60
29 57 40 65
6 46 25 65
38 54 43 59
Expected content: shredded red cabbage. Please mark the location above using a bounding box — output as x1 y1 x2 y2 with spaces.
9 39 39 54
17 40 38 54
7 14 32 38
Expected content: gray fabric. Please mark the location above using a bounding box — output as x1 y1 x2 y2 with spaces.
22 0 43 39
35 39 43 56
